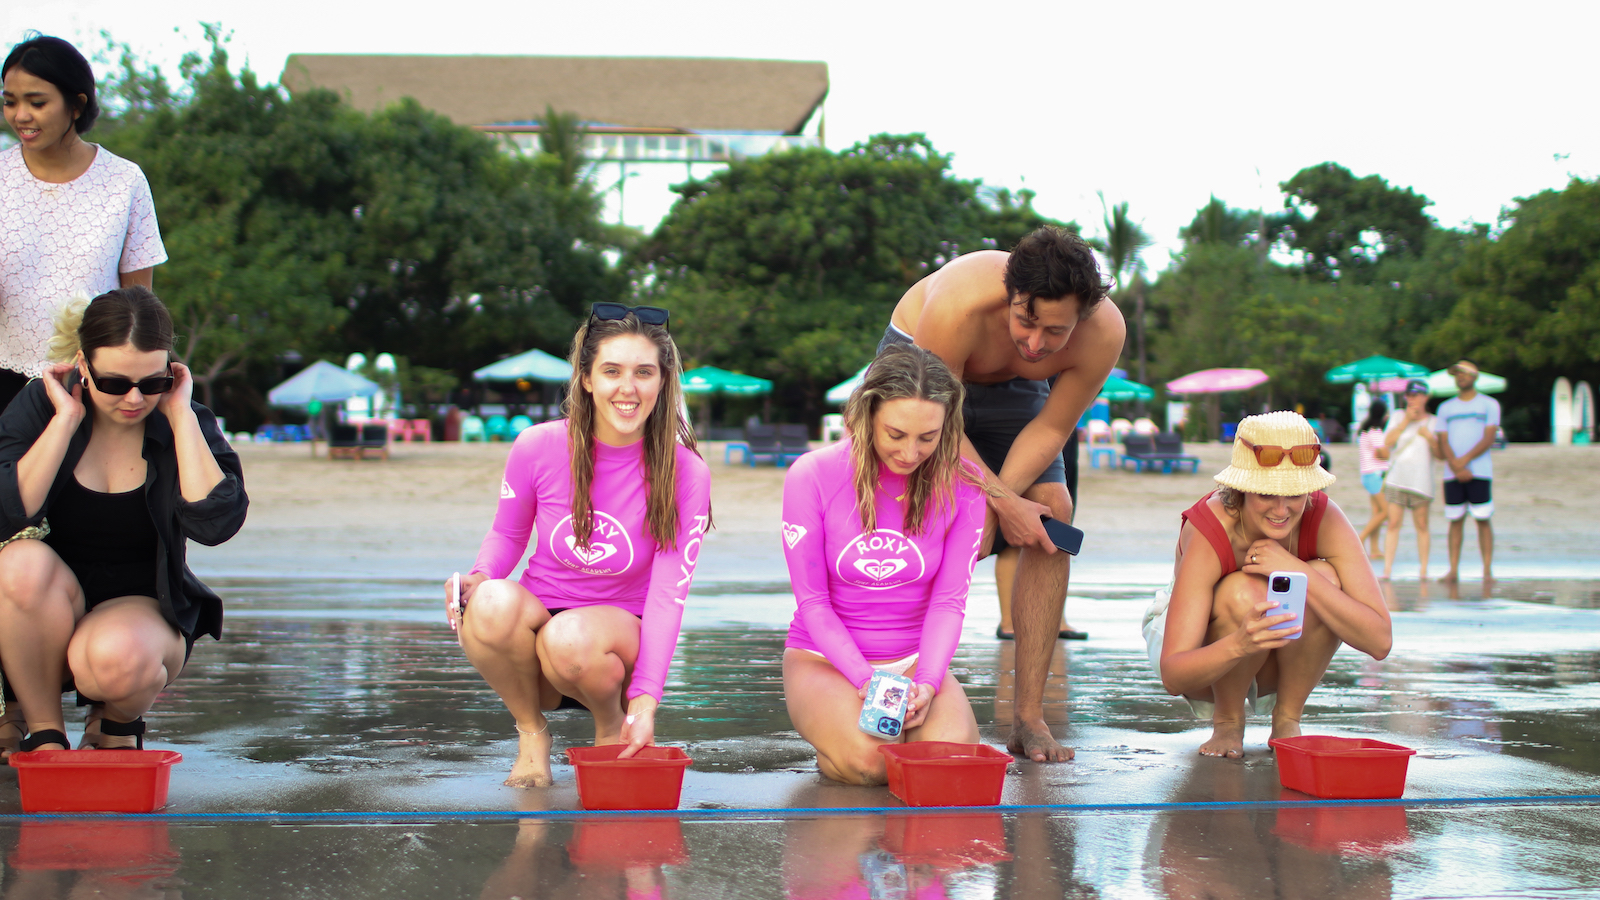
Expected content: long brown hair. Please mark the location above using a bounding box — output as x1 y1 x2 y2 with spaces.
843 343 972 535
563 312 701 549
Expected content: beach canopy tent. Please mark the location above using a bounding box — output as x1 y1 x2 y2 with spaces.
472 348 573 383
680 366 773 395
268 360 381 407
1324 355 1429 385
1098 375 1155 402
1373 369 1508 397
826 364 870 405
1166 368 1270 441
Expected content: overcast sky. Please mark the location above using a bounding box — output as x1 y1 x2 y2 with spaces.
7 0 1596 271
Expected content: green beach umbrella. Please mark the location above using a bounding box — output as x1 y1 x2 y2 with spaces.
1098 375 1155 402
680 366 773 396
1428 368 1507 397
1324 355 1429 385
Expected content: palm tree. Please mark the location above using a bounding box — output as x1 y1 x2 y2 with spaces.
1099 194 1153 386
538 105 588 189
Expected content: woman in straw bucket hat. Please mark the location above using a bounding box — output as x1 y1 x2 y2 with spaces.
1141 411 1391 758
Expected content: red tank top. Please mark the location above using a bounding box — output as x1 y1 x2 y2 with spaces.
1179 490 1328 575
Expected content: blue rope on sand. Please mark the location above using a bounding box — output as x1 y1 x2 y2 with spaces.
3 794 1597 824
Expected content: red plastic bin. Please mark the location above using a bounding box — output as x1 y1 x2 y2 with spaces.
567 817 689 868
1269 736 1416 799
879 813 1011 866
11 821 179 872
566 745 692 810
878 742 1013 807
9 750 183 813
1273 790 1411 854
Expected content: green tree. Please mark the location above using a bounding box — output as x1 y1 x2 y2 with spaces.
638 134 1073 417
1280 162 1434 281
1417 178 1600 438
1099 196 1153 384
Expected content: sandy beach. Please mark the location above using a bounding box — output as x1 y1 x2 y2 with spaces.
191 436 1600 585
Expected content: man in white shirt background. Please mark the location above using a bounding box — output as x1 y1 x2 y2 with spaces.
1433 360 1500 584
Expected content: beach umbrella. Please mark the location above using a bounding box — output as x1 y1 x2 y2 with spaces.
680 366 773 395
267 360 380 407
1324 355 1429 385
1098 374 1155 402
1165 368 1270 394
472 348 572 383
1426 367 1507 398
826 364 871 405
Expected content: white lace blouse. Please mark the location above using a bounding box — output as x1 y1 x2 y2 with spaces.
0 145 167 377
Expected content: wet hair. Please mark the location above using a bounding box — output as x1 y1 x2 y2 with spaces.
563 312 703 549
3 34 98 135
1003 226 1111 321
48 286 175 364
843 343 976 536
1359 400 1388 433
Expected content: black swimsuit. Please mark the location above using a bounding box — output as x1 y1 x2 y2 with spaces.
44 476 159 608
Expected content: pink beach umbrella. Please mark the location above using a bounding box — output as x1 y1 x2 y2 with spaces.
1166 368 1270 394
1165 368 1271 442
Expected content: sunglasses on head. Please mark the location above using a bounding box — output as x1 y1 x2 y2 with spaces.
1242 438 1321 468
87 362 174 396
589 303 669 329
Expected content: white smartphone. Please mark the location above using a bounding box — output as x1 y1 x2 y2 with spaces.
1267 571 1307 639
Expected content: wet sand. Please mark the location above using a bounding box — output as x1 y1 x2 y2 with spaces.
193 439 1600 585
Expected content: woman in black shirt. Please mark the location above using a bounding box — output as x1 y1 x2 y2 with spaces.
0 286 246 753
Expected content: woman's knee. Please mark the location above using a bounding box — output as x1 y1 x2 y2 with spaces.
537 615 610 682
1212 571 1264 624
820 741 889 786
460 580 531 646
71 631 167 698
0 542 71 611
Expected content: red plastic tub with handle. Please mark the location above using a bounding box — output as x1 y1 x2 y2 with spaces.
1269 736 1416 799
878 742 1013 807
566 745 692 810
9 750 183 813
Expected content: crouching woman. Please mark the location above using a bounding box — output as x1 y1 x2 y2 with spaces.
781 344 987 785
0 287 247 754
1142 411 1390 758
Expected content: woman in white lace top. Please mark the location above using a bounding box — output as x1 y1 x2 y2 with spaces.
0 35 167 411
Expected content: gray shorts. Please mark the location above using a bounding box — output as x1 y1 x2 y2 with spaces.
877 324 1076 557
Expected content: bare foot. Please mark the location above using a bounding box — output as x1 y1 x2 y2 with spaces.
1270 715 1302 743
1438 570 1459 584
1199 719 1245 758
505 725 554 788
1008 719 1073 763
1368 550 1384 560
0 708 25 762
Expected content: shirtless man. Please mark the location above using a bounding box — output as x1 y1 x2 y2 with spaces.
878 226 1124 762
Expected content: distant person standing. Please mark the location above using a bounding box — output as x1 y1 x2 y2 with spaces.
1434 361 1500 583
1381 381 1441 580
1 35 167 411
1354 399 1390 559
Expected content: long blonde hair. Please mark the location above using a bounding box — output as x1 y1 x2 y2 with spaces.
843 344 971 535
563 313 702 549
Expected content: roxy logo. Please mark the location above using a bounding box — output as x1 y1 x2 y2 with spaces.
835 529 925 590
550 512 634 575
500 479 516 500
782 522 807 549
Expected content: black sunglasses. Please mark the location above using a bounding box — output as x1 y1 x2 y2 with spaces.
87 362 175 396
590 302 669 328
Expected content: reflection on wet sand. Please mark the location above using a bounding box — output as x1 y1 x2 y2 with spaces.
2 821 181 899
1150 761 1400 900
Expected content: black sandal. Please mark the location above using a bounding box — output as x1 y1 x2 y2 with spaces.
97 718 146 750
17 729 70 753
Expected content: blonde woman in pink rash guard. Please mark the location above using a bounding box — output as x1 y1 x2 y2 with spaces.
447 304 711 788
782 343 987 785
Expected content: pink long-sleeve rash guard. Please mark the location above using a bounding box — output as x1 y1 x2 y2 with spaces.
472 420 712 702
782 439 985 693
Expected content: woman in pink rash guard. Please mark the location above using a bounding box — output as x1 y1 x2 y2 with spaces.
446 305 711 788
782 344 986 785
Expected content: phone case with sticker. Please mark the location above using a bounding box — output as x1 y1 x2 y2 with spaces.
858 670 913 739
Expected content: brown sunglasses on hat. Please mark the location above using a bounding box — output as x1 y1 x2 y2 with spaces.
1241 439 1322 467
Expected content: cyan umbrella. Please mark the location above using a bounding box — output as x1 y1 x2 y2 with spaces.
267 360 380 407
1427 367 1507 397
681 366 772 396
1324 355 1429 385
472 348 572 383
1098 375 1155 402
826 364 871 405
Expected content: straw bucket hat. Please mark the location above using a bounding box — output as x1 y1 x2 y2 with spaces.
1213 411 1336 496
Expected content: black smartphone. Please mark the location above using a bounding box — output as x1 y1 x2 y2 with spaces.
1040 516 1084 555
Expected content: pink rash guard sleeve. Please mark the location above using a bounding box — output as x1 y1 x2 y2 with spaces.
469 420 711 705
782 440 984 693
